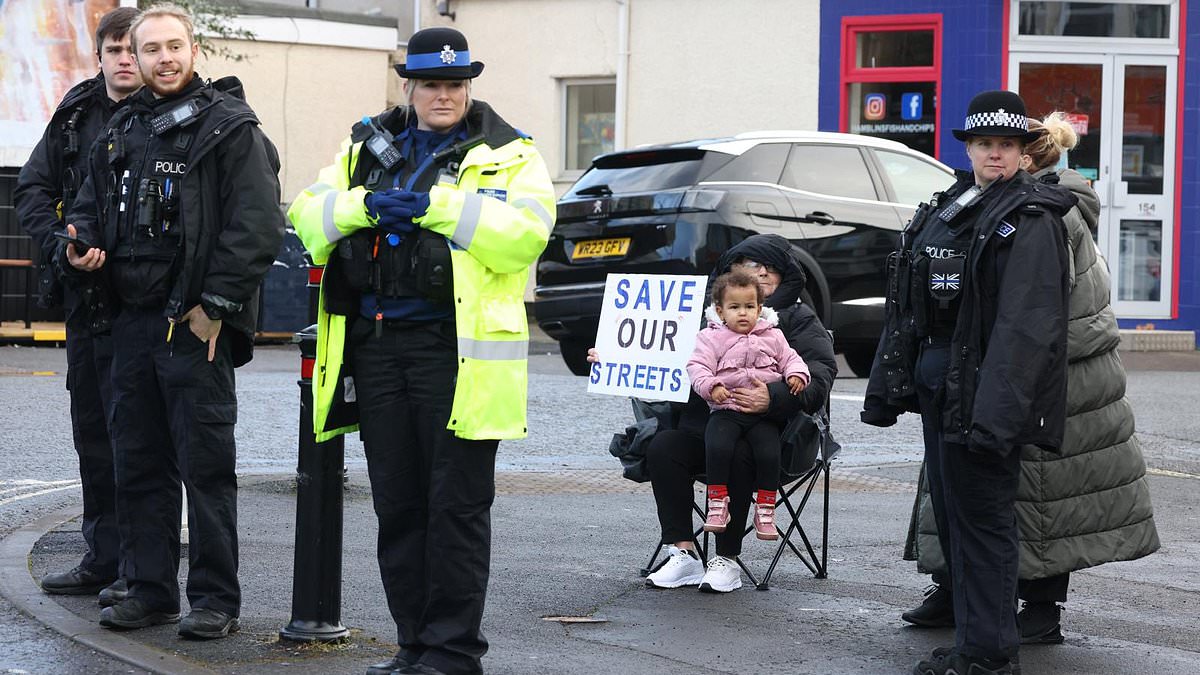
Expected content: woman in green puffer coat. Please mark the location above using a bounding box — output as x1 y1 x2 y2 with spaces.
902 111 1160 644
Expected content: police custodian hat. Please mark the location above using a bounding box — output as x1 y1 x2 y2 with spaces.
952 90 1041 143
394 27 484 80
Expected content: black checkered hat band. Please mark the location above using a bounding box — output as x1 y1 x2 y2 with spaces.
963 110 1028 131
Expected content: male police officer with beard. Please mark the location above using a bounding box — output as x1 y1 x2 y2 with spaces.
14 5 141 606
66 3 283 639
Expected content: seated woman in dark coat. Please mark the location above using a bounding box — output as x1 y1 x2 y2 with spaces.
639 233 837 593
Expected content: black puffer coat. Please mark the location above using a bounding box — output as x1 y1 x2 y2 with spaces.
862 170 1076 455
711 233 837 417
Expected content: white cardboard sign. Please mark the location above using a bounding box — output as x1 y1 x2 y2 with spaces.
587 273 708 402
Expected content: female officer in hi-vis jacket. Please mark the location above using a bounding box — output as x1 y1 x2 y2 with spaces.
288 26 554 675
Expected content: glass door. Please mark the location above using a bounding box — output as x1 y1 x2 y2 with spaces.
1011 52 1176 318
1110 56 1175 315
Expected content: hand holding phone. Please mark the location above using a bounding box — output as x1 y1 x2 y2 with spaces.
53 229 93 255
59 224 105 272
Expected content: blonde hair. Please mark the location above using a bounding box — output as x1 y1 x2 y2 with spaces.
1024 112 1079 171
130 3 195 52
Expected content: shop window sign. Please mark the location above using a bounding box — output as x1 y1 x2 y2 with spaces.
841 15 942 158
850 82 938 157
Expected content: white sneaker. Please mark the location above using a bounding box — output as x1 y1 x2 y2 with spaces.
645 546 705 589
698 555 743 593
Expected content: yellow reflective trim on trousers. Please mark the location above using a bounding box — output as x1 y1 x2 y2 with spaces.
451 192 484 250
511 197 553 230
457 337 527 361
322 191 340 244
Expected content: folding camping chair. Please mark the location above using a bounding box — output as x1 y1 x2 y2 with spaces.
635 394 841 590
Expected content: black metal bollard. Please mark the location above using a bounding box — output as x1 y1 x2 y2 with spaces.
280 323 349 642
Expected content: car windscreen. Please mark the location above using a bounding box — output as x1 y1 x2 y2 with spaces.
565 148 731 198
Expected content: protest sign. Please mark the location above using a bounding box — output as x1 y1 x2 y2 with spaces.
587 273 707 402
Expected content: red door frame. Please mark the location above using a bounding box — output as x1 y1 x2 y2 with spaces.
839 13 944 159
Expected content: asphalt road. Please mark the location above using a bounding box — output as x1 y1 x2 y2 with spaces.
1 341 1198 674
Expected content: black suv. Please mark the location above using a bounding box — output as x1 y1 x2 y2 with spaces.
534 131 954 377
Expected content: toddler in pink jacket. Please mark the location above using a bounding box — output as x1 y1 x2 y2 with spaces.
687 271 810 541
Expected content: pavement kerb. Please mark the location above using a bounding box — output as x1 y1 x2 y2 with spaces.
0 506 215 675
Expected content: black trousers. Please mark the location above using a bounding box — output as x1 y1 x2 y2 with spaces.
647 427 754 558
64 326 119 579
109 307 240 616
1019 573 1070 603
704 410 780 491
916 341 1021 661
351 320 497 675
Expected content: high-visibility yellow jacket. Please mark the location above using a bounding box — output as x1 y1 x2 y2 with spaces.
288 101 554 441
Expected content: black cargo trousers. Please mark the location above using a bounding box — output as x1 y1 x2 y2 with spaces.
63 289 119 580
916 339 1021 662
109 306 240 617
350 318 497 675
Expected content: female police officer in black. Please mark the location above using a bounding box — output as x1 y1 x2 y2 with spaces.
290 27 555 675
862 91 1075 675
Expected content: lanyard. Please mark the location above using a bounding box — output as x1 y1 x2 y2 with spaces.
393 127 465 190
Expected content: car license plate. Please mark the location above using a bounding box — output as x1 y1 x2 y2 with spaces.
571 237 631 260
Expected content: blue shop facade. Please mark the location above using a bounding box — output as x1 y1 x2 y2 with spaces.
817 0 1199 337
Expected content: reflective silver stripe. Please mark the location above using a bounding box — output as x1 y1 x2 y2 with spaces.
458 337 528 361
322 191 340 243
452 192 484 249
512 197 553 230
306 182 334 196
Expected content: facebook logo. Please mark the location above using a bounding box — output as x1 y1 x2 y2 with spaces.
901 93 923 121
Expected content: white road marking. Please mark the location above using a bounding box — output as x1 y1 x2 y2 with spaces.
0 482 81 507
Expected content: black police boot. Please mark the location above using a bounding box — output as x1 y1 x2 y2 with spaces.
913 650 1019 675
1018 601 1064 644
366 650 420 675
40 565 115 596
178 608 240 639
97 579 128 607
99 598 181 629
902 584 956 628
394 665 450 675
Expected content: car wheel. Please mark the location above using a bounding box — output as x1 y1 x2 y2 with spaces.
559 339 594 377
842 344 877 379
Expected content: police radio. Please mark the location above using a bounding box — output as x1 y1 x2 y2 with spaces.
107 127 126 165
150 100 202 136
937 184 987 222
63 107 85 158
136 178 163 238
362 116 403 171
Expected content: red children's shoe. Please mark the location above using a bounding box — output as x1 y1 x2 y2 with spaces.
703 496 731 532
754 502 778 540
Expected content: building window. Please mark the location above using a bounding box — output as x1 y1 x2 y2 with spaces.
562 80 616 172
840 14 942 158
1017 1 1171 39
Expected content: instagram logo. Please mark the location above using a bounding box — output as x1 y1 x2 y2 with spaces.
864 93 886 120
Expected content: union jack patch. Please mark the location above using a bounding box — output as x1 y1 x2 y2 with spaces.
996 221 1016 238
930 273 960 291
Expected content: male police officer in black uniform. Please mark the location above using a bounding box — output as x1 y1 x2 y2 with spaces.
65 4 283 639
14 5 141 605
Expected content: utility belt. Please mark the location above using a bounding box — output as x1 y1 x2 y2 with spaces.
333 227 452 304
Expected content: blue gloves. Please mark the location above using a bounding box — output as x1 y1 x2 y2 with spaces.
364 189 430 235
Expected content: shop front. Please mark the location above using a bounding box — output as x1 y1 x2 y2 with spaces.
819 0 1197 335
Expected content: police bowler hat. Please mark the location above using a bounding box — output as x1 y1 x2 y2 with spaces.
395 27 484 80
952 90 1040 143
